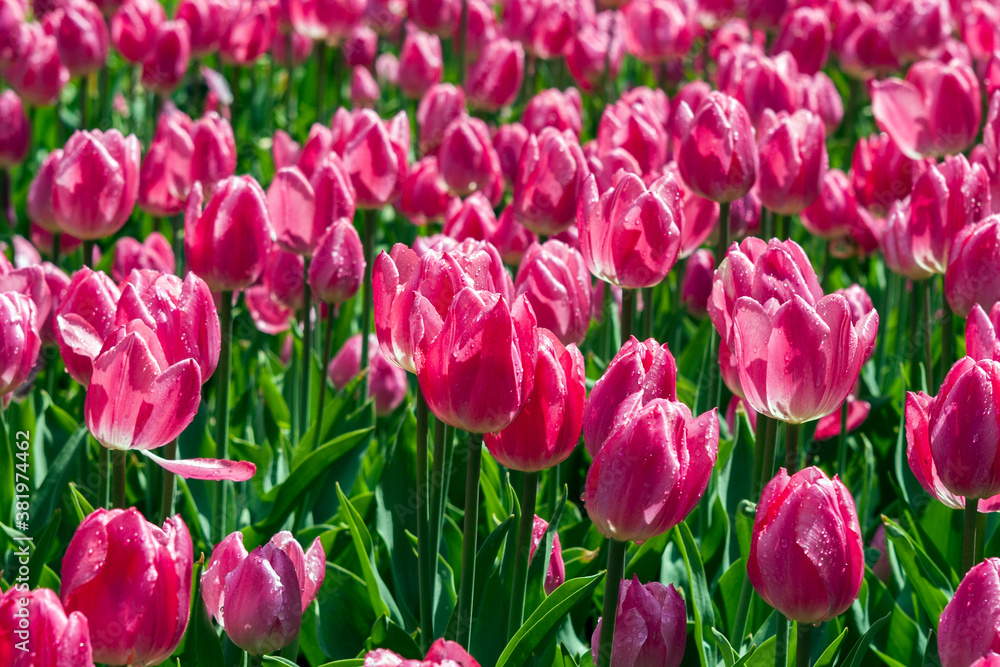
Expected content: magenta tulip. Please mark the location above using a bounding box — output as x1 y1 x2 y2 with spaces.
945 215 1000 317
138 105 195 218
262 246 305 311
141 20 190 94
466 37 524 112
523 88 583 137
309 218 365 304
591 576 686 667
566 10 624 93
0 291 39 398
772 7 830 75
731 52 801 129
966 303 1000 363
801 169 856 239
502 0 575 60
53 267 121 386
438 114 503 204
111 233 175 280
596 98 669 177
0 90 29 169
343 24 377 67
190 112 237 191
176 0 232 57
110 0 165 63
342 109 410 209
757 108 828 215
57 0 110 77
939 558 1000 667
328 333 408 415
814 395 871 441
219 0 273 65
851 132 931 216
1 22 69 107
398 156 452 226
267 156 356 256
681 248 714 318
514 240 592 346
529 516 566 595
28 149 63 232
514 128 588 236
397 26 442 99
416 83 465 155
443 193 499 243
0 587 94 667
677 92 758 203
366 639 480 667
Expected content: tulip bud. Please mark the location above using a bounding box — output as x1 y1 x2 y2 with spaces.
814 395 871 441
52 129 141 240
417 289 537 433
342 109 410 209
888 0 951 63
585 398 718 543
0 291 39 398
677 92 758 203
596 98 669 176
871 59 981 159
732 52 801 130
851 133 931 217
365 639 481 666
0 90 29 168
350 65 380 108
757 108 828 215
272 130 301 171
62 508 193 666
681 248 714 318
748 467 864 624
317 0 366 42
398 156 452 226
802 71 844 134
309 218 365 304
190 112 237 190
485 328 584 470
268 155 356 256
112 233 175 281
142 20 191 95
493 122 529 190
591 576 686 667
514 128 588 236
492 207 537 265
438 114 503 203
577 172 682 288
529 515 565 594
966 303 1000 363
945 215 1000 317
582 336 677 456
245 284 293 335
466 37 524 112
262 246 305 311
328 333 408 415
801 169 856 240
138 105 195 218
773 7 830 75
939 558 1000 667
111 0 166 63
28 149 63 232
220 0 274 65
344 24 378 67
53 267 121 386
622 0 696 64
0 587 95 667
503 0 575 59
443 193 498 243
1 23 69 107
416 83 465 155
185 176 274 292
523 88 583 136
514 240 591 346
57 0 110 77
176 0 231 57
397 26 442 99
407 0 457 36
566 11 624 93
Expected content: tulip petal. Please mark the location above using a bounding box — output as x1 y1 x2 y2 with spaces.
870 79 930 159
142 449 256 481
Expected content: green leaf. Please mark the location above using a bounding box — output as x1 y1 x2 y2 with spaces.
495 574 604 667
883 518 951 623
813 627 848 667
27 510 60 588
258 350 291 428
840 613 891 667
262 657 299 667
672 521 716 667
0 408 11 524
32 425 87 531
181 563 225 667
368 615 421 658
68 484 95 525
711 627 737 667
316 661 365 667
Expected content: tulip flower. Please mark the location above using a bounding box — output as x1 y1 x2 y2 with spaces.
267 155 356 256
583 337 677 460
596 98 669 177
802 71 844 134
871 58 981 159
342 110 410 209
493 122 529 190
416 83 465 155
966 303 1000 363
262 247 305 311
851 133 931 216
53 267 121 386
0 90 29 169
492 207 537 265
529 515 566 595
939 558 1000 667
0 587 94 667
889 0 951 62
52 130 141 240
585 398 718 543
577 172 682 289
801 169 856 240
514 240 592 346
731 52 801 130
514 128 588 236
138 104 195 217
416 289 537 433
219 0 273 65
466 37 524 112
190 112 237 190
681 248 714 318
0 291 39 399
112 233 175 280
757 108 828 215
1 22 69 107
57 0 110 77
748 467 864 624
397 26 442 99
972 93 1000 215
622 0 696 64
176 0 231 57
185 176 273 292
443 193 499 243
365 639 480 667
566 11 624 93
677 92 758 203
141 20 191 94
62 508 193 666
484 328 584 470
398 156 452 226
245 285 293 334
814 395 871 441
350 66 380 108
271 29 312 66
202 530 325 655
523 88 583 136
458 0 498 59
773 7 830 75
503 0 575 59
406 0 456 36
110 0 165 63
438 114 503 204
309 218 365 304
328 333 408 415
590 576 686 667
28 149 63 232
945 216 1000 317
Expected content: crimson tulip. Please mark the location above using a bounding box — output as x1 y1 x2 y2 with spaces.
591 576 686 667
514 127 588 236
677 92 758 203
110 0 165 63
0 90 29 169
328 333 408 415
514 240 592 346
466 37 523 112
945 215 1000 317
757 108 828 215
438 114 503 204
62 508 192 667
141 20 191 94
309 218 365 304
939 558 1000 667
53 267 120 386
0 587 94 667
57 0 110 77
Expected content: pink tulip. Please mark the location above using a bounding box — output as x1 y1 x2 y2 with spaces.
529 516 566 595
267 155 356 256
309 218 365 304
53 267 120 386
185 176 274 292
801 71 844 134
1 22 69 107
681 248 714 318
888 0 951 63
566 10 624 93
972 93 1000 215
748 466 864 623
202 530 324 655
0 291 39 398
677 92 758 203
438 114 503 204
406 0 456 36
270 27 312 65
141 20 190 94
966 303 1000 363
814 395 871 441
443 192 498 242
52 129 140 240
851 133 932 217
962 0 1000 61
514 128 588 236
62 508 193 667
772 6 830 75
834 3 898 79
493 122 529 190
262 246 305 310
0 90 28 169
342 109 410 209
397 26 442 99
57 0 109 76
596 98 669 176
455 0 497 59
245 284 293 334
350 65 380 108
220 0 273 64
115 269 220 382
343 23 377 67
590 576 686 667
366 639 481 667
585 398 718 543
417 288 537 433
190 111 237 189
801 168 856 239
176 0 232 57
871 58 981 159
137 105 194 218
503 0 575 60
492 207 536 265
523 88 583 137
945 215 1000 317
110 0 165 63
111 233 175 280
272 129 301 170
622 0 696 64
328 333 408 415
416 82 465 155
582 336 677 457
939 558 1000 667
28 149 63 232
0 587 94 667
484 327 584 470
756 108 827 215
577 172 682 288
514 240 592 346
316 0 366 41
0 0 24 68
398 156 452 226
298 123 334 177
466 37 523 112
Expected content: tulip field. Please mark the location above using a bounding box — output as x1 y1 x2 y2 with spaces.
4 0 1000 666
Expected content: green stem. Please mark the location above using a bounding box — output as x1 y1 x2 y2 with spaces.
315 305 336 443
98 445 110 508
778 214 790 240
759 416 778 491
964 500 979 574
709 201 731 410
0 169 15 230
784 422 801 473
507 470 539 639
796 622 811 667
416 390 432 650
921 279 934 391
732 578 753 650
83 240 95 269
215 290 234 542
940 282 955 382
171 215 184 275
359 209 376 390
160 439 177 520
112 450 127 509
751 410 769 499
317 41 327 124
641 286 653 340
300 257 312 441
458 0 469 82
285 32 295 129
603 10 618 100
837 400 849 475
977 511 987 564
80 75 91 129
456 432 484 649
775 615 789 667
98 66 109 129
621 288 635 344
908 283 921 391
248 652 263 667
596 539 628 667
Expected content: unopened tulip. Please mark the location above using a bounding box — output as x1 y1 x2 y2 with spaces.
966 303 1000 363
566 10 624 93
582 336 677 456
939 558 1000 667
309 218 365 304
397 27 442 99
220 0 273 64
577 172 682 288
272 130 301 171
523 88 583 136
802 71 844 134
757 108 828 215
52 129 141 240
514 240 591 346
115 269 220 382
622 0 696 64
1 22 68 107
416 83 465 155
0 587 94 667
443 193 498 242
814 395 871 441
591 576 686 667
366 639 480 667
53 268 120 386
57 0 110 77
586 398 718 543
185 176 273 292
202 530 324 655
406 0 456 36
0 90 29 168
748 466 864 623
267 155 356 256
493 122 529 190
417 289 537 433
529 516 565 594
111 0 166 63
263 247 305 311
316 0 366 41
350 65 380 108
871 59 981 159
485 328 584 470
343 23 377 67
503 0 575 59
773 6 830 75
596 98 669 176
802 168 856 239
245 285 293 334
0 292 39 398
466 37 524 112
190 112 237 189
732 52 801 130
398 156 452 225
681 248 714 318
176 0 231 56
945 216 1000 317
677 92 758 203
342 109 410 209
28 149 63 231
438 114 503 203
328 333 408 415
851 133 931 216
138 104 195 217
62 508 193 666
458 0 498 58
493 207 537 265
142 20 191 94
112 233 175 280
972 93 1000 215
514 128 588 236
